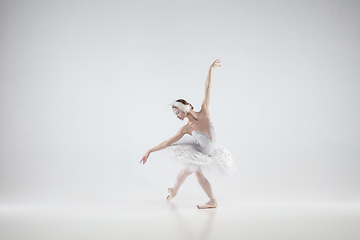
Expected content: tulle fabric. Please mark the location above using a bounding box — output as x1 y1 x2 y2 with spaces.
162 121 238 178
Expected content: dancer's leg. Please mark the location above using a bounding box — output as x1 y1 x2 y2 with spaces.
194 171 215 199
167 167 193 200
194 171 217 209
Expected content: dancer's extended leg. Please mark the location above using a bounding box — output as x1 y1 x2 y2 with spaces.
167 167 193 201
194 171 217 209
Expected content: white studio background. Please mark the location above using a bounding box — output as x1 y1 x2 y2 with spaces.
1 0 359 205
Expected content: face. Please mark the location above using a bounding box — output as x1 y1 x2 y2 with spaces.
172 107 186 121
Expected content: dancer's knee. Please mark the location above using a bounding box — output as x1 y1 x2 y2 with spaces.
180 168 193 176
194 171 204 178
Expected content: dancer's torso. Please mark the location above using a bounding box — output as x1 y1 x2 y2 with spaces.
185 108 211 138
191 119 217 155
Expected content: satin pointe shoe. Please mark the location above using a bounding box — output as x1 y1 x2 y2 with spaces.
166 188 177 201
197 198 217 209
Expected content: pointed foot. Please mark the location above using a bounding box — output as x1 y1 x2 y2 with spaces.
166 188 177 201
197 199 217 209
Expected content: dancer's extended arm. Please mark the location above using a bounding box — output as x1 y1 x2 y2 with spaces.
140 126 187 164
201 59 221 109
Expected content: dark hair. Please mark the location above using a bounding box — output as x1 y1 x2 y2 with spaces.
172 99 194 110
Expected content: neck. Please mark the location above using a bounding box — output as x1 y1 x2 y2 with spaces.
186 109 198 122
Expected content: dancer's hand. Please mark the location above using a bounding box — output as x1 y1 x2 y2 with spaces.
140 151 150 164
210 59 221 69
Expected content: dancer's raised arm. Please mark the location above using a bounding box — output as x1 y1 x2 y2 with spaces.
201 59 221 109
140 126 187 164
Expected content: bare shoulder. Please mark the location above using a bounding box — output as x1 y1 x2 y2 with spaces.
200 102 211 116
178 124 192 135
201 100 208 109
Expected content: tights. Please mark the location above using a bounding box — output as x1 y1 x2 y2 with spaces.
172 167 215 200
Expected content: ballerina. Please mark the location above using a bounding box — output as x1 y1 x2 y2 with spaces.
140 59 235 209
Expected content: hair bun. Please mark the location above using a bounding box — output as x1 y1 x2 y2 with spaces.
171 99 193 112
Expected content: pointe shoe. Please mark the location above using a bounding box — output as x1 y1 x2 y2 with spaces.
166 188 177 201
197 198 217 209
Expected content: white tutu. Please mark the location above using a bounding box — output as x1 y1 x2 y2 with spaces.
162 120 238 178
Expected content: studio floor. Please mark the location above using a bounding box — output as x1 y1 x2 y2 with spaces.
1 199 359 240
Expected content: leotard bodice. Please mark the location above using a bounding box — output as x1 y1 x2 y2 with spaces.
191 120 217 155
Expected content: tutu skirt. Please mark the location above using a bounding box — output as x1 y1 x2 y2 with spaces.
162 134 238 178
